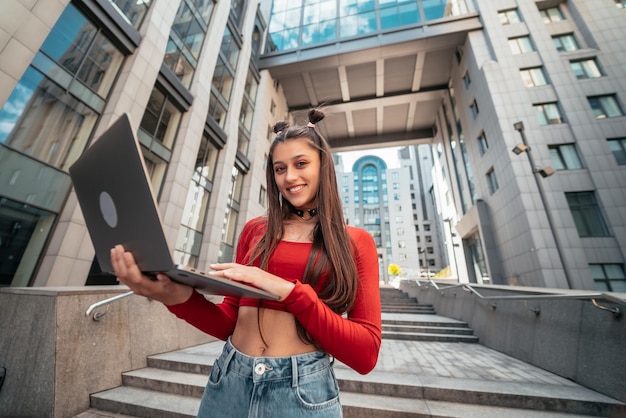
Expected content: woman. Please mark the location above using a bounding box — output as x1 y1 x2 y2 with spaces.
111 109 382 417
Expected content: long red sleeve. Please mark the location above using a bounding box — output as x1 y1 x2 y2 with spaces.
167 292 239 341
282 228 382 374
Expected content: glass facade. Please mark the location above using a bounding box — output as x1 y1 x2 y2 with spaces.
0 3 129 287
267 0 472 52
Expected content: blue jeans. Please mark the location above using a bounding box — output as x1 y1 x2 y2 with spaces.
197 338 342 418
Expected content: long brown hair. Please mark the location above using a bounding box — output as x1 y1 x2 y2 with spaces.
250 109 358 317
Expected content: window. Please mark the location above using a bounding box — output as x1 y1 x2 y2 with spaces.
553 34 579 52
588 95 624 119
477 132 489 155
549 144 583 170
301 1 339 46
194 134 219 181
138 87 182 194
427 247 434 254
165 1 214 88
140 87 181 150
219 167 245 262
470 99 479 119
607 138 626 165
565 192 609 237
0 4 125 169
540 7 565 23
534 102 563 125
259 186 266 207
175 134 218 267
379 0 419 30
110 0 152 28
339 0 376 38
397 228 404 236
462 71 471 89
424 224 430 231
209 26 241 128
398 240 406 248
425 235 432 243
590 264 626 292
520 67 548 87
570 58 602 79
509 36 534 54
498 9 521 25
486 168 498 195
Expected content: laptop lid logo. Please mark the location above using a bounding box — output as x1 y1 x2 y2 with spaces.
99 191 118 228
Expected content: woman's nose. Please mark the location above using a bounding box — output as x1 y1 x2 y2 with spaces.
285 167 298 181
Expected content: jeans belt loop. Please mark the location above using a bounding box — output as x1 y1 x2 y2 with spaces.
291 356 298 388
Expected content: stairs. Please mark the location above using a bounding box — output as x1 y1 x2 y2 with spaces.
78 288 626 418
380 287 479 343
380 287 436 314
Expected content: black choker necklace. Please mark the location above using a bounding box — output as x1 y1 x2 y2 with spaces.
292 207 318 220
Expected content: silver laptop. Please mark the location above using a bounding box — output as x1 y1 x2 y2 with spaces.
69 113 278 300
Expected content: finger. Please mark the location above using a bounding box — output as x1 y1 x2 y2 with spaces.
122 252 144 282
111 246 128 278
209 262 239 270
155 273 171 283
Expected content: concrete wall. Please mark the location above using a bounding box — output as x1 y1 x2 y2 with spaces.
0 287 216 418
400 281 626 403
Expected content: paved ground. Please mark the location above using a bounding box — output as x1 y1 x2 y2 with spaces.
373 314 576 386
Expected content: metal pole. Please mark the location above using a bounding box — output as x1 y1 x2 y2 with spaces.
445 218 459 279
419 248 428 278
514 122 573 289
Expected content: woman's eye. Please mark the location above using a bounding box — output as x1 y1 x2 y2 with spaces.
296 161 308 168
274 166 285 173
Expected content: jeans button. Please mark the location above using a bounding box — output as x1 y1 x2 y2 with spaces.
254 363 266 375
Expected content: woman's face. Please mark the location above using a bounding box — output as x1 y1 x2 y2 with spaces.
272 138 320 210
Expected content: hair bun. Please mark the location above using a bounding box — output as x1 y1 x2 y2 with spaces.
273 121 289 134
308 109 325 125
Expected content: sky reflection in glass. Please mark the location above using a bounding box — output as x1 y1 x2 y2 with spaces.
267 0 468 52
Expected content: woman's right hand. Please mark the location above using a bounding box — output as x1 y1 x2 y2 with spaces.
110 244 193 306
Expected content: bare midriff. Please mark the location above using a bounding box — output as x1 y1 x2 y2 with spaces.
230 306 317 357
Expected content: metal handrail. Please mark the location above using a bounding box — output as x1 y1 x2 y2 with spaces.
85 291 134 320
411 280 624 317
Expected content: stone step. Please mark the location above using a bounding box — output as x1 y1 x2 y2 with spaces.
334 368 625 417
382 324 475 335
341 392 601 418
88 362 623 417
382 330 480 343
381 302 432 307
382 307 436 314
381 314 470 328
87 387 601 418
90 386 197 418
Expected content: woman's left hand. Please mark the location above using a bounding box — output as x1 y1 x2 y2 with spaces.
209 263 295 301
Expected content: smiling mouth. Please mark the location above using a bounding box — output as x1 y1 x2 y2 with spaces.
288 185 305 193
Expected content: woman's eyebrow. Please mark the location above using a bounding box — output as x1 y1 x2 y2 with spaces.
273 154 309 165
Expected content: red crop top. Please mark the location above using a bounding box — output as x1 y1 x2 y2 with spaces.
167 216 382 374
